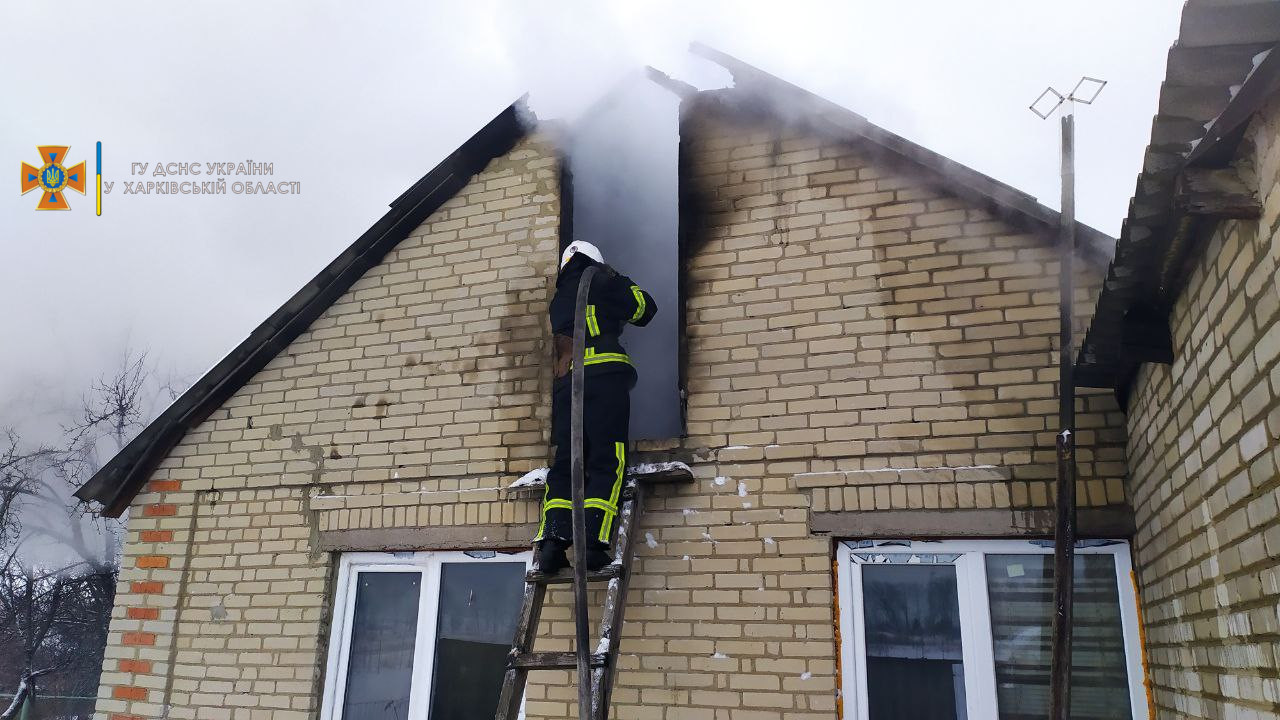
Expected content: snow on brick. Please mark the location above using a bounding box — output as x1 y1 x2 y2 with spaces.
508 467 549 489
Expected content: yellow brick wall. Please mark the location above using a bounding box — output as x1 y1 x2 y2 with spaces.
96 136 562 720
543 109 1127 720
675 108 1126 516
1127 96 1280 719
95 106 1130 720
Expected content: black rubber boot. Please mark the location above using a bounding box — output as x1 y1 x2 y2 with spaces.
585 546 613 572
537 538 569 574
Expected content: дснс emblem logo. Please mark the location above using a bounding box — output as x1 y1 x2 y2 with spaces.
20 145 86 210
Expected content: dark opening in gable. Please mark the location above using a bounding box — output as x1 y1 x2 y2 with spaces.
564 74 684 440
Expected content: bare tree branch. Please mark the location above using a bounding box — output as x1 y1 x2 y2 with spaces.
64 352 149 453
0 347 177 700
0 666 55 720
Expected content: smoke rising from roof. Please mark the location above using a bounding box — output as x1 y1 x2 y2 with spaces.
563 74 685 439
0 0 1181 467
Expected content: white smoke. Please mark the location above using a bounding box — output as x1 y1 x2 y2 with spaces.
2 350 179 573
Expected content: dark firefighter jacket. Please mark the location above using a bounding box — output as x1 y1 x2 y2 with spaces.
550 255 657 380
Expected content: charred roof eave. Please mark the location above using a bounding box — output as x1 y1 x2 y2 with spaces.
1077 0 1280 394
74 100 531 517
688 43 1117 270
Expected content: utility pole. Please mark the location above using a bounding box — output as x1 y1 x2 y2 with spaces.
1030 76 1105 720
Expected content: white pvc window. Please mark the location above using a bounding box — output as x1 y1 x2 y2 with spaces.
320 550 531 720
836 540 1148 720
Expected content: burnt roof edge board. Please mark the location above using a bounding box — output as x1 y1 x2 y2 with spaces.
644 66 699 101
689 42 1116 269
74 101 530 517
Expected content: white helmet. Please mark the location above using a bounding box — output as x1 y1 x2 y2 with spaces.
560 240 604 269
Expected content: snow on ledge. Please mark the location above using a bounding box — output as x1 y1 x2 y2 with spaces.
509 467 549 489
508 461 692 490
628 461 692 476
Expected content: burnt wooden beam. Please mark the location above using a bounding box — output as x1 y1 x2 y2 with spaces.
644 66 698 100
1175 167 1261 218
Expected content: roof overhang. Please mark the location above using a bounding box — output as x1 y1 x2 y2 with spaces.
1077 0 1280 393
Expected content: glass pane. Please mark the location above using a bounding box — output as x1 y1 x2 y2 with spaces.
986 554 1131 720
429 562 526 720
342 571 422 720
862 564 967 720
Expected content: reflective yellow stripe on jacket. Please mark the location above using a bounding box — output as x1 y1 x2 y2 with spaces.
534 442 625 544
571 347 632 369
629 286 646 323
536 482 573 541
597 442 625 542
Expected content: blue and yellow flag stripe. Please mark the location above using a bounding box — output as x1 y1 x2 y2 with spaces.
95 141 102 216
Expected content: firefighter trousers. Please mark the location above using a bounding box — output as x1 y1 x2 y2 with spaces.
536 369 632 549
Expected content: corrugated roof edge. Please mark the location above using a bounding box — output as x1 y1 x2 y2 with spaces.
74 100 531 517
1076 0 1280 394
688 42 1116 270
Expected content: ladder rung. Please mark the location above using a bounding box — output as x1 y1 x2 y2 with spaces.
510 651 608 670
526 563 623 585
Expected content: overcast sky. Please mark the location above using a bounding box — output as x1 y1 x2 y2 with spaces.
0 1 1184 443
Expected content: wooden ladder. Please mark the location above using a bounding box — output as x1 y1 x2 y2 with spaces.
494 464 691 720
493 471 643 720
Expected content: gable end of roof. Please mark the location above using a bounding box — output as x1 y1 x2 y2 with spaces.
75 101 530 516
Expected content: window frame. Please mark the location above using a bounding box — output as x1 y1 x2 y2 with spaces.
835 539 1146 720
320 549 533 720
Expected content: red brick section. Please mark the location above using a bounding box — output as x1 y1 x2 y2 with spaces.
118 659 152 674
126 607 159 620
113 686 147 701
104 482 181 714
121 631 155 646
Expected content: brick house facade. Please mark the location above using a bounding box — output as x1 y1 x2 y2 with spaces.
78 18 1280 720
1067 2 1280 715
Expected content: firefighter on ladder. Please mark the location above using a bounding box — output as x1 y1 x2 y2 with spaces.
536 240 657 573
